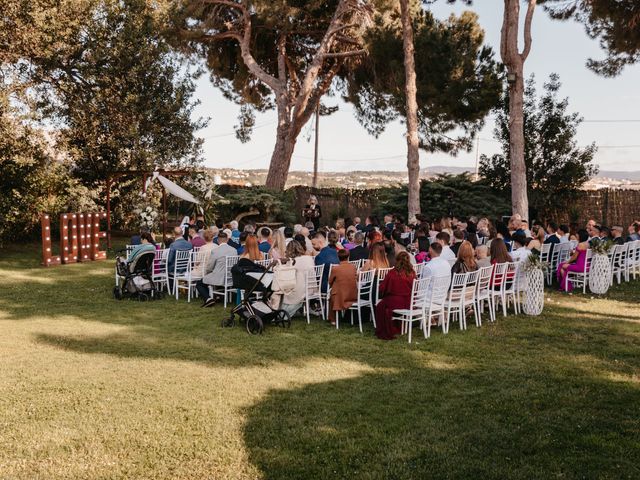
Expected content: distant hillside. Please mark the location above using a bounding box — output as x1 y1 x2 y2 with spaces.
597 170 640 181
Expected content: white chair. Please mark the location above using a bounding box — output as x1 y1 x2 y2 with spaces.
442 273 467 333
539 243 551 264
412 262 424 279
322 263 336 318
374 267 394 305
349 259 362 270
393 276 431 343
610 243 628 285
211 255 239 308
462 270 481 329
628 240 640 280
565 249 592 294
489 263 509 317
152 248 169 291
170 250 192 300
502 262 520 315
344 269 376 333
304 265 325 323
475 265 495 324
422 274 451 339
175 249 208 302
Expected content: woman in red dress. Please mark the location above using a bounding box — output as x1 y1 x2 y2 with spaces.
375 252 416 340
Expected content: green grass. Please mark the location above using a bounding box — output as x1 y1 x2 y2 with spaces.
1 243 639 479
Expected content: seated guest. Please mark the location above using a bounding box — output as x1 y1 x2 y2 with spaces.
611 226 625 245
545 222 559 243
362 242 390 272
236 231 249 255
353 216 363 231
349 232 369 262
327 230 343 250
274 240 316 317
557 224 570 243
451 241 478 274
510 233 531 262
328 249 358 326
258 227 272 253
197 229 218 267
130 226 150 246
189 226 206 248
313 232 339 292
343 226 358 249
423 242 451 279
490 237 512 265
167 226 193 277
450 229 464 256
294 233 314 255
269 229 287 260
435 232 456 263
476 245 491 269
196 231 237 307
375 252 416 340
627 222 640 242
465 222 479 249
527 225 545 255
283 226 294 245
127 232 155 262
210 226 220 244
557 229 590 292
599 226 612 241
240 234 262 262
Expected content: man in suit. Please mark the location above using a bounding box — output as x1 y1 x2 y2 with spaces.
167 226 193 275
195 231 238 307
327 249 358 325
348 232 369 262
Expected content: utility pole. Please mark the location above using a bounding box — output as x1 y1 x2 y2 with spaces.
313 105 319 189
474 136 480 181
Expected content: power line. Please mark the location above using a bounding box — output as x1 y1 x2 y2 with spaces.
200 121 277 140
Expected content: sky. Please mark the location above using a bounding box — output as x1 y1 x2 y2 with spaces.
192 1 640 174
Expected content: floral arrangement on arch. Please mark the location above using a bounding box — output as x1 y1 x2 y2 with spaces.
184 171 227 220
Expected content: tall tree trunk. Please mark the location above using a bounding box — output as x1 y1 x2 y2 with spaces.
266 99 297 190
501 0 536 219
400 0 421 224
508 68 528 217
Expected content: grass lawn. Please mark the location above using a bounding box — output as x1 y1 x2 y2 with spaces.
1 243 639 479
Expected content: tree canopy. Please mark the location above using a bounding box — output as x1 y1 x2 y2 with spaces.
542 0 640 76
480 74 598 220
344 10 502 154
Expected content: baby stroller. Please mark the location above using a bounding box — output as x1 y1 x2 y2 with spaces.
113 249 160 301
224 259 293 334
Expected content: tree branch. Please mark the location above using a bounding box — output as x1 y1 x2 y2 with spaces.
520 0 537 62
322 49 367 59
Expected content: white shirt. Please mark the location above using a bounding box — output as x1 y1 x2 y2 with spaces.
423 257 452 279
511 247 532 263
558 235 569 244
440 245 456 263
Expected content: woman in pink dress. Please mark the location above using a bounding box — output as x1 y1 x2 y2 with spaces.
557 229 590 292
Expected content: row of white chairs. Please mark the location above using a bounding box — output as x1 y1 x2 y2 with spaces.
541 240 640 293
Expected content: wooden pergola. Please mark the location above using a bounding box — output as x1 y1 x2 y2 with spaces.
105 170 192 247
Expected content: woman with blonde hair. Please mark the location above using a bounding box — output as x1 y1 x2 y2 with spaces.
302 195 322 230
451 241 478 274
362 242 390 272
269 229 287 261
527 225 545 256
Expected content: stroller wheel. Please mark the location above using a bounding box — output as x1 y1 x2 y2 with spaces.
275 310 291 328
246 315 264 335
222 314 236 328
113 286 123 300
138 293 149 302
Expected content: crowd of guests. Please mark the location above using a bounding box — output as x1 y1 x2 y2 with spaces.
129 207 640 341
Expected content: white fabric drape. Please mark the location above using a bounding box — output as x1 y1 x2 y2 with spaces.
149 172 200 204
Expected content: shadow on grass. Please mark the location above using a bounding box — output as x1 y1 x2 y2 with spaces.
242 365 640 479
